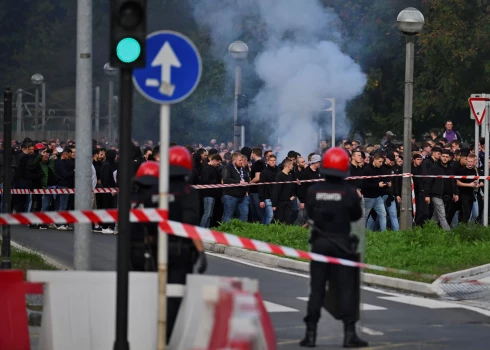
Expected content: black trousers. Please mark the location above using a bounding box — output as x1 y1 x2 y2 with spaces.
304 237 358 325
275 200 292 224
129 238 197 344
459 195 474 223
415 193 429 226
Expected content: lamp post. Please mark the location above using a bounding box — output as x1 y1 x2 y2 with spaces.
31 73 44 132
228 40 249 150
104 62 118 143
397 7 424 230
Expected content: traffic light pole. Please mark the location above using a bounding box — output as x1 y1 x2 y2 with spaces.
113 68 133 350
1 87 13 269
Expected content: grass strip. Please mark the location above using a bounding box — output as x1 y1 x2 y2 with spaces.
214 220 490 283
0 240 57 272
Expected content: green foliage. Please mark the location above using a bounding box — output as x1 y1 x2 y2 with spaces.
0 240 57 272
214 220 490 282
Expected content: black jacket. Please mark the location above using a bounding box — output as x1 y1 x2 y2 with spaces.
55 158 75 188
411 164 425 195
199 163 221 198
100 150 117 188
222 163 250 198
423 161 458 198
361 163 384 198
272 171 296 207
297 166 322 204
348 163 363 192
306 179 362 237
258 165 279 201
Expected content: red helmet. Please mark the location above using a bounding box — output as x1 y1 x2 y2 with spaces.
169 146 193 176
320 147 350 177
135 161 159 186
34 143 46 151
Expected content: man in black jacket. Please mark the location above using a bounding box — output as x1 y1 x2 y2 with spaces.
297 154 322 225
368 153 399 231
272 159 296 224
361 153 387 231
99 149 118 233
222 152 250 222
55 147 75 230
348 149 364 198
258 154 279 225
424 149 458 231
199 154 222 228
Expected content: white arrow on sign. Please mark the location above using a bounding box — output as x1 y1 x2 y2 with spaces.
469 97 487 125
148 41 182 96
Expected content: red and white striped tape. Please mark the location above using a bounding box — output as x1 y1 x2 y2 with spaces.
0 173 484 194
0 208 438 280
0 188 119 194
411 178 416 220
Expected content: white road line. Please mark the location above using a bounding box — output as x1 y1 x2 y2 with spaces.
263 301 299 313
378 296 460 309
360 326 384 336
296 297 386 311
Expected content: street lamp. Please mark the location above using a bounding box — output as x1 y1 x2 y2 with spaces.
104 62 118 143
229 40 249 150
397 7 424 230
31 73 45 132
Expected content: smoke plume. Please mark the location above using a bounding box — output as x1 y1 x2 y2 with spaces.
190 0 366 156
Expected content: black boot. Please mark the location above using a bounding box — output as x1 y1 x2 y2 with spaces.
343 322 368 348
299 324 317 347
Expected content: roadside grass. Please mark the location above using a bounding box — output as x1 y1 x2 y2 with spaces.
0 240 57 272
214 220 490 282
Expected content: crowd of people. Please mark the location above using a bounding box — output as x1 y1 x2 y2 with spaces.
0 119 481 233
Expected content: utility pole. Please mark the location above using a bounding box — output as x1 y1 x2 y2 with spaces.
1 87 13 269
74 0 93 270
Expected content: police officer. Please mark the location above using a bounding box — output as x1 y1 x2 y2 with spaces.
300 147 368 348
130 146 207 344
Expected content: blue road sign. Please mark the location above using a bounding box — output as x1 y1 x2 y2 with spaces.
133 31 202 104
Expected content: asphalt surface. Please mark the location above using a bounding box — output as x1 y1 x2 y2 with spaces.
11 225 490 349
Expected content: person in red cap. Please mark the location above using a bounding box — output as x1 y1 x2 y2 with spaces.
129 146 207 344
300 147 368 348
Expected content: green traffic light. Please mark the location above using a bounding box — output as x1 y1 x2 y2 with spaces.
116 37 141 63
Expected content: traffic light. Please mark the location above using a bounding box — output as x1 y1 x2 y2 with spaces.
237 94 248 126
110 0 147 68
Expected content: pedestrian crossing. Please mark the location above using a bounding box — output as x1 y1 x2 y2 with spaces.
263 294 474 314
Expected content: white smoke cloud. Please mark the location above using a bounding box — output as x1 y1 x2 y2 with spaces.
190 0 366 156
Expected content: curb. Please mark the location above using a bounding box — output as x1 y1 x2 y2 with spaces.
204 242 440 296
11 240 73 271
434 263 490 284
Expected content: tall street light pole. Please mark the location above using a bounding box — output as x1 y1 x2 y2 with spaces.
397 7 425 230
229 40 248 151
31 73 44 135
104 62 118 143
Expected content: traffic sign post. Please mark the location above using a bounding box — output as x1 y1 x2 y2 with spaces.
469 94 490 226
133 30 202 349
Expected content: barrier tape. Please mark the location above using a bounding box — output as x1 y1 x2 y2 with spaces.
0 188 118 194
411 178 416 219
0 173 484 194
0 208 438 280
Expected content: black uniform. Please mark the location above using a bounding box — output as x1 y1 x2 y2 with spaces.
304 178 362 326
129 178 201 343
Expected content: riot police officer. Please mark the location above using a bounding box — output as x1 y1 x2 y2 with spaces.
130 146 207 344
300 147 368 348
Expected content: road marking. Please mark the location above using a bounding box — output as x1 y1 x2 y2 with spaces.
208 253 490 318
378 296 460 309
263 301 299 313
360 326 384 335
296 297 387 311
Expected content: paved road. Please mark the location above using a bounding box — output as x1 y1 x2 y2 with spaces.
12 226 490 349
